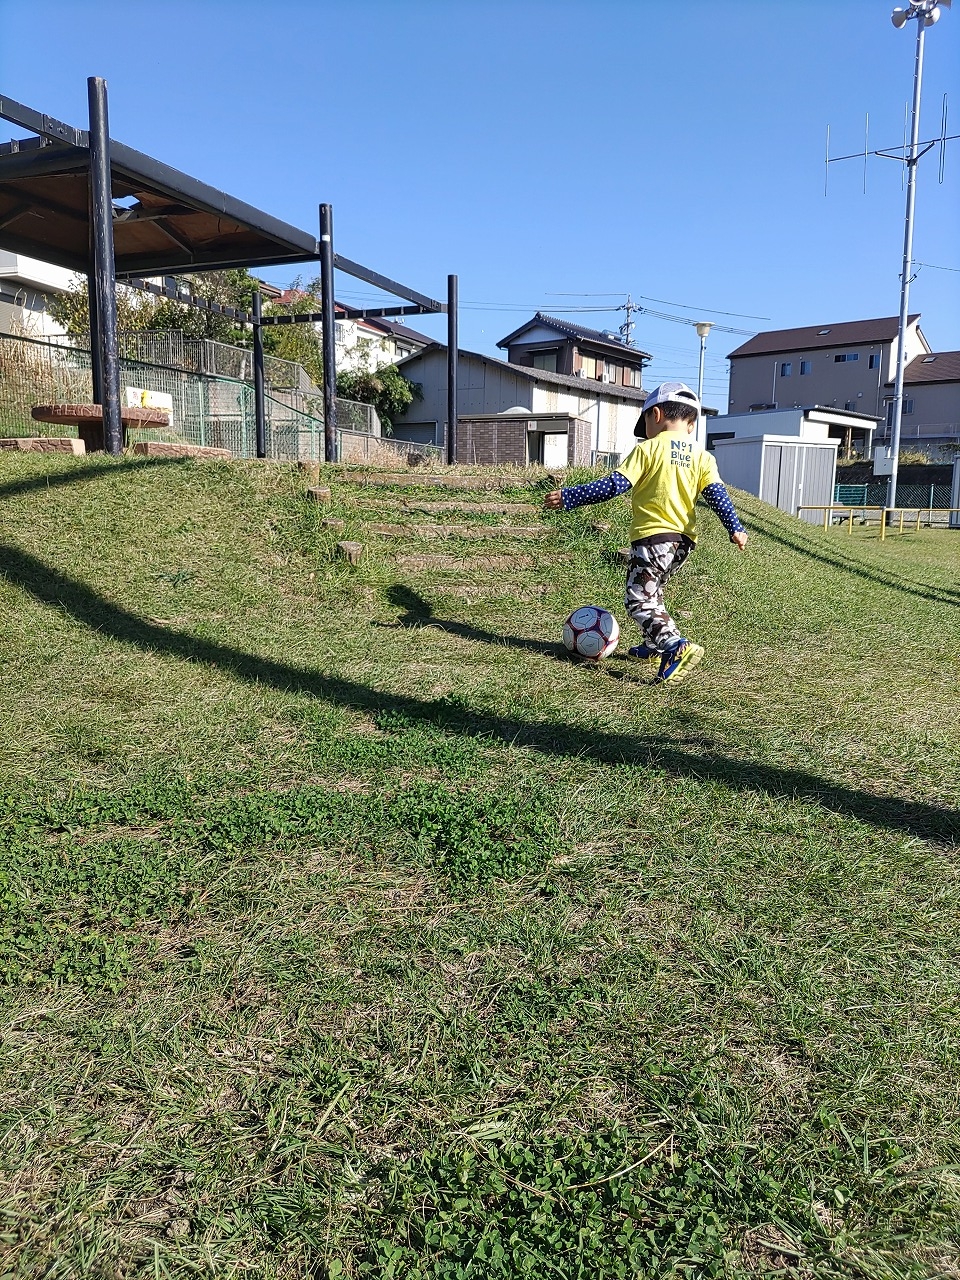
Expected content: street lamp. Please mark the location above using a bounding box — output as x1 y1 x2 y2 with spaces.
886 0 949 511
695 321 712 446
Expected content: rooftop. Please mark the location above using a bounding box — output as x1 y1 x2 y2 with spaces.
727 315 922 360
893 350 960 385
497 312 651 362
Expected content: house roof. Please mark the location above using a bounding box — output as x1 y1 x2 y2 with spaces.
363 315 435 347
727 315 922 360
399 342 651 403
497 312 651 362
891 350 960 385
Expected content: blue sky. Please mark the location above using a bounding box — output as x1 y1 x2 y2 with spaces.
1 0 957 406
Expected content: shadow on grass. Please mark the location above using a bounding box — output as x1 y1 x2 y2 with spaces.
0 455 190 503
383 584 572 662
2 543 957 845
747 509 960 608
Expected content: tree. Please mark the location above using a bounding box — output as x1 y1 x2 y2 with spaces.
335 363 423 431
261 277 324 386
46 268 256 346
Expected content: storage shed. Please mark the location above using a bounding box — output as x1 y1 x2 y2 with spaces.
712 435 839 522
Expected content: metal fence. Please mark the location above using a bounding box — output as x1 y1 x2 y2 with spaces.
835 481 953 509
0 331 398 463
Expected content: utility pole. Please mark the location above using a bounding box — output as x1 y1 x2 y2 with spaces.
887 0 946 510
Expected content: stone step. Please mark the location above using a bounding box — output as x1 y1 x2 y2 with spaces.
342 471 528 491
350 499 539 516
396 553 535 572
366 523 548 540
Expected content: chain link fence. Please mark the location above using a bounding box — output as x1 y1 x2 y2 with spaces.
835 481 953 509
0 332 422 464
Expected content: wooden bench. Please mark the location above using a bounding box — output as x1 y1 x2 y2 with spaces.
31 403 170 453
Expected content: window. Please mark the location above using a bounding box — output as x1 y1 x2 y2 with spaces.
886 399 915 425
834 352 859 363
817 328 831 335
780 361 792 376
532 349 558 373
799 360 812 375
580 355 597 379
845 401 857 411
921 355 937 364
869 353 880 369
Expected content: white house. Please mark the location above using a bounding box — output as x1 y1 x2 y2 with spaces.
0 251 73 337
707 404 881 459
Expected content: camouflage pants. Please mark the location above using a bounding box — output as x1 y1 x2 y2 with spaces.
624 537 693 653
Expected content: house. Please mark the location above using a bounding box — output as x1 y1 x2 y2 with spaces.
362 315 434 365
707 404 881 460
727 315 930 422
0 251 74 337
881 350 960 457
497 312 650 388
392 342 651 464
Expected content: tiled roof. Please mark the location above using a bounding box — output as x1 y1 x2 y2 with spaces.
895 350 960 385
727 315 921 360
363 316 435 347
398 343 650 403
497 312 651 361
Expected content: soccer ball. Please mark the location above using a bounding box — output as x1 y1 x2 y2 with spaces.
562 606 620 660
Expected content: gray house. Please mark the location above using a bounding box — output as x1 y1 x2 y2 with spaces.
727 315 929 423
882 350 960 456
393 343 650 463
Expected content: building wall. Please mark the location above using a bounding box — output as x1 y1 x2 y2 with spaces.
727 321 927 418
895 380 960 450
393 348 646 458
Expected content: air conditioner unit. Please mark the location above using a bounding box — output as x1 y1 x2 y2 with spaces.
574 369 586 378
602 373 614 384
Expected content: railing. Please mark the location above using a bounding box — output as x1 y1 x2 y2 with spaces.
335 429 443 466
798 504 960 537
0 331 405 465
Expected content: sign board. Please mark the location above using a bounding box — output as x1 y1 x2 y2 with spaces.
125 386 174 426
872 446 894 476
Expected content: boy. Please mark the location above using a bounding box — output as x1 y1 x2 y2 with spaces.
543 381 748 684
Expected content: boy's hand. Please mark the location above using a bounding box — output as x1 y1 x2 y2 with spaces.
731 531 748 550
543 490 563 511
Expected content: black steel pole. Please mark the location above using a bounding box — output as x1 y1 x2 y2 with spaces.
319 203 337 464
252 289 267 459
446 274 458 465
87 76 122 455
86 268 102 406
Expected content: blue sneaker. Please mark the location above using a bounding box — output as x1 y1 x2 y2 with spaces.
656 639 705 684
628 643 657 661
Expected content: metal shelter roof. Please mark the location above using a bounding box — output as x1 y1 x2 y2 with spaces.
0 95 319 276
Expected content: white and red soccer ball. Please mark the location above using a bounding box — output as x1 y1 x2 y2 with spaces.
562 606 620 660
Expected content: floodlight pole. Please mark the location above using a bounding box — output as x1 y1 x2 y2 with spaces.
888 2 936 509
87 76 122 455
252 289 266 459
319 203 337 464
695 321 712 447
446 274 458 464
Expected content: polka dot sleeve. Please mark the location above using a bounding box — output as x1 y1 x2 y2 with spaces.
561 471 632 512
701 482 745 535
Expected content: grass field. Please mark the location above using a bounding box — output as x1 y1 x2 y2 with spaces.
1 452 958 1279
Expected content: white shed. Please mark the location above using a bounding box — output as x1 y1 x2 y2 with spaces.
712 434 839 522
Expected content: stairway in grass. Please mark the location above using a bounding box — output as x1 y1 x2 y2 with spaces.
326 465 555 575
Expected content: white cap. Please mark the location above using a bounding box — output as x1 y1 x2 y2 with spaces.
641 381 701 417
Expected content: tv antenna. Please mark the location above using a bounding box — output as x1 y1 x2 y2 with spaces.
824 0 955 508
